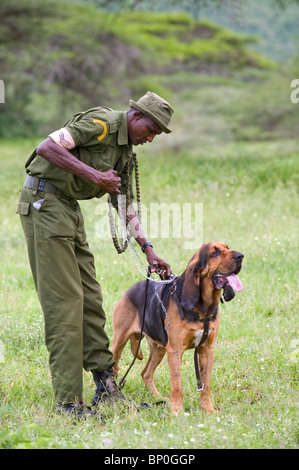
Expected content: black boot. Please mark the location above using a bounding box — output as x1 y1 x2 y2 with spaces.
56 402 97 420
92 366 125 406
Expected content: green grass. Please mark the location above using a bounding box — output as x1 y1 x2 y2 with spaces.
0 122 298 448
0 138 298 450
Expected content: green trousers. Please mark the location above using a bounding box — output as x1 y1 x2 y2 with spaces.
18 186 114 404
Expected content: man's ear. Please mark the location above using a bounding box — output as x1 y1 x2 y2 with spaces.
180 243 210 311
133 110 143 121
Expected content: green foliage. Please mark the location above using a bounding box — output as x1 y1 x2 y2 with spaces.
196 0 299 61
161 67 298 143
0 0 278 137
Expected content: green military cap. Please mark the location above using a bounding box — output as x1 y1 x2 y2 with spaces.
129 91 174 134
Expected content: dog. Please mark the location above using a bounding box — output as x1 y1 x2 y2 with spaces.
112 242 244 413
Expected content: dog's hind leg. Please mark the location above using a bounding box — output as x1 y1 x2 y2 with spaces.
141 338 166 398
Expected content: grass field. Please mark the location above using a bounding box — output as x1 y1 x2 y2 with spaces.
0 115 298 448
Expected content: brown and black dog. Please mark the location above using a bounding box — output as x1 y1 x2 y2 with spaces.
112 242 244 414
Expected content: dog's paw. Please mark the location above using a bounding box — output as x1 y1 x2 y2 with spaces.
202 406 218 414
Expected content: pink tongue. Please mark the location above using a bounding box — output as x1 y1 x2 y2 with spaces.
227 274 243 292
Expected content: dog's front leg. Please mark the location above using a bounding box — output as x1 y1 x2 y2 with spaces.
198 344 217 413
167 349 184 414
141 339 166 398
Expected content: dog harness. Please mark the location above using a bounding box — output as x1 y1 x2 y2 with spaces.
171 286 219 392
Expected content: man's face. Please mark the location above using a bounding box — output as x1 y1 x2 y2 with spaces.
128 111 162 146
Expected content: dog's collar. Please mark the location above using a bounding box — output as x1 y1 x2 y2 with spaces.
170 278 218 323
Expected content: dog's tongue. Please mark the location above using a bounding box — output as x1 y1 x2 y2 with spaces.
227 274 243 292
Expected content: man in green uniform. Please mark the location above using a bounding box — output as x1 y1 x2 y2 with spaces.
17 91 174 418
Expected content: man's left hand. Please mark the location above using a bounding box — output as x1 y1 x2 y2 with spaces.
144 247 172 279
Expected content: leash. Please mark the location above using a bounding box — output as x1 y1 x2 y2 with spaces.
193 319 210 392
117 270 217 400
108 158 210 394
118 270 212 395
108 152 141 254
118 267 168 408
109 190 177 284
192 303 219 392
107 150 177 284
118 266 151 390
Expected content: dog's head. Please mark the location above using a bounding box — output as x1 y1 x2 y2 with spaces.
180 242 244 311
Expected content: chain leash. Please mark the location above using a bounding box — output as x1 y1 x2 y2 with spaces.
108 152 141 254
107 152 177 284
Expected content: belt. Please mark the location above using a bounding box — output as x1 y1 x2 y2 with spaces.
24 175 75 202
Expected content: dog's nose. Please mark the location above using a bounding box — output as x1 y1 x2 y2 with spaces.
234 252 244 260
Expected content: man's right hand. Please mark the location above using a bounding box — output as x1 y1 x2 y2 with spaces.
95 169 121 194
37 138 122 194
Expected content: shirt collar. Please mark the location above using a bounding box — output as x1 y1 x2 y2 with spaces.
117 111 130 146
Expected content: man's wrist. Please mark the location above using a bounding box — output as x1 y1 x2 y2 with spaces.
141 242 153 253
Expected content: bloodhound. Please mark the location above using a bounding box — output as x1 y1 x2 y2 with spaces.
112 242 244 413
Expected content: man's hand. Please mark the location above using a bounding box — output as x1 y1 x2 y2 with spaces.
95 169 121 194
126 207 172 278
144 246 172 279
37 138 121 194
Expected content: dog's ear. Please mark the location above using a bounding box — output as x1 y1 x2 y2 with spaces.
223 284 235 302
180 243 210 311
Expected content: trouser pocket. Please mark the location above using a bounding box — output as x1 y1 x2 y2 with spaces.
17 196 34 238
17 201 30 216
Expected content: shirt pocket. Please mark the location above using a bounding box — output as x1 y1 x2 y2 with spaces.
92 146 118 171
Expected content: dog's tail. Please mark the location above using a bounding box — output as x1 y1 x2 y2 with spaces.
130 333 144 360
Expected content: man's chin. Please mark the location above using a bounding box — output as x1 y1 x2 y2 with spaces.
130 138 145 146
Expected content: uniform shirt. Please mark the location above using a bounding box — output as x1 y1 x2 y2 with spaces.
26 106 134 203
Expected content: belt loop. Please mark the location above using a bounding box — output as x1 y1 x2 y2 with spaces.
32 176 39 196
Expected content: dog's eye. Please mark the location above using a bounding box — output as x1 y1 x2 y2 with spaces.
210 248 220 258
